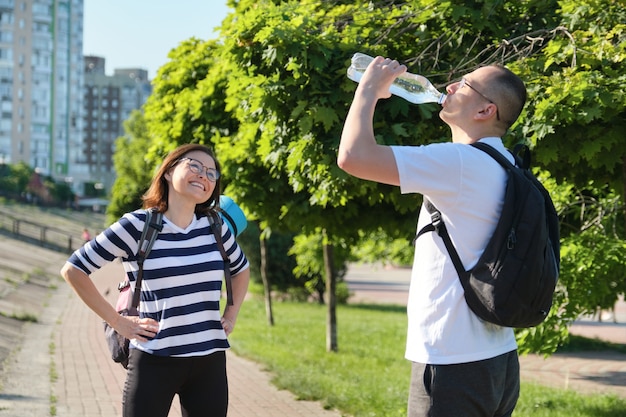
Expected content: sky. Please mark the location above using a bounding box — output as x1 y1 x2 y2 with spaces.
83 0 231 79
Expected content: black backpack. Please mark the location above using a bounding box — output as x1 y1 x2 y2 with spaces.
415 142 560 328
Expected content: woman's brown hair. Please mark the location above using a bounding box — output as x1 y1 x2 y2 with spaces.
142 143 222 215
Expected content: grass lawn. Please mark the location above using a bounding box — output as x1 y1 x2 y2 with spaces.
229 297 626 417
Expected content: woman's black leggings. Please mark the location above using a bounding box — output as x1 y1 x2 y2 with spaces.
123 350 228 417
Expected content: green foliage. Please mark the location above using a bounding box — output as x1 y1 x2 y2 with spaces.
235 222 301 292
351 228 416 267
515 0 626 192
218 0 433 238
0 162 76 207
43 176 73 206
0 162 33 197
561 231 626 315
107 0 626 354
10 162 34 193
144 38 234 158
289 231 352 302
107 111 155 224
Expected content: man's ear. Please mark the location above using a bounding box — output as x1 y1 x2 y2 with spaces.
476 103 498 120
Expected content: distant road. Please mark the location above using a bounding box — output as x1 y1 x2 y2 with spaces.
344 263 626 345
344 263 410 306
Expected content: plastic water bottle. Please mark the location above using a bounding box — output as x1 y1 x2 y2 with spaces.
347 52 446 105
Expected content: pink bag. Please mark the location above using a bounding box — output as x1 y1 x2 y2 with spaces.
103 209 162 369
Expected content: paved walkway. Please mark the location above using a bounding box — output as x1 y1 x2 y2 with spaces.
0 236 342 417
0 239 625 416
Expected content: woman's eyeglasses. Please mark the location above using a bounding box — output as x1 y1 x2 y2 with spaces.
178 157 220 182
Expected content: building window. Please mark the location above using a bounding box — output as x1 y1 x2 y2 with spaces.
0 11 14 25
0 48 13 60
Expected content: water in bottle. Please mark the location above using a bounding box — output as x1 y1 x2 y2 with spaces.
347 52 446 105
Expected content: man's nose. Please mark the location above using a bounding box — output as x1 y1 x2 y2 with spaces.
446 81 461 94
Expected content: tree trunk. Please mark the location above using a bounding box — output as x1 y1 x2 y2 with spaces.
323 232 337 352
260 232 274 326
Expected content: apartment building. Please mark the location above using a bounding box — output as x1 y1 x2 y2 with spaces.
0 0 151 198
83 55 151 194
0 0 83 188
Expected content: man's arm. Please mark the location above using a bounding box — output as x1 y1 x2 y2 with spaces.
337 56 405 186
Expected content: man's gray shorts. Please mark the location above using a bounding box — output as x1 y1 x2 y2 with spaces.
408 350 519 417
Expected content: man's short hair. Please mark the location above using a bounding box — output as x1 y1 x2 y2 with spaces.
491 66 527 129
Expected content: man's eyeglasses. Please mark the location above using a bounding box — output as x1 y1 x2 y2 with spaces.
178 157 220 182
459 78 500 121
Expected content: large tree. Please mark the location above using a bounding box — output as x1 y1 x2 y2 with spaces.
216 0 565 353
217 0 626 354
108 0 626 355
511 0 626 348
218 0 435 350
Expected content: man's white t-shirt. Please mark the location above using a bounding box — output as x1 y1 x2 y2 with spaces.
392 137 517 365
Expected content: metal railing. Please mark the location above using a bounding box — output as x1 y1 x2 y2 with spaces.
0 212 78 254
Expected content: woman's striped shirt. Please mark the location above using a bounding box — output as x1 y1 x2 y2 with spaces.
67 209 249 357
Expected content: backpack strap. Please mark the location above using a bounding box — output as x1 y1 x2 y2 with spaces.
512 143 531 170
416 199 468 280
219 209 239 237
415 142 523 281
208 212 233 306
471 141 524 171
131 208 163 310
